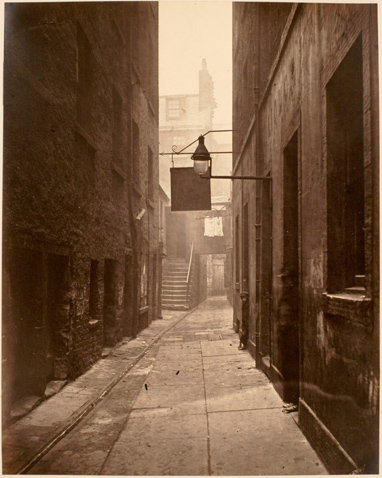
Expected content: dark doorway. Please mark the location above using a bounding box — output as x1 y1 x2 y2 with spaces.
241 203 250 349
278 130 300 404
207 254 226 296
123 255 134 337
47 253 70 381
104 259 118 346
8 249 44 399
260 177 272 363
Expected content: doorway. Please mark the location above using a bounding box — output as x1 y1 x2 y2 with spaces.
123 254 134 337
206 254 226 297
259 177 272 366
278 130 300 404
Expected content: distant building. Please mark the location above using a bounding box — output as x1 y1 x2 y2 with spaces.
3 2 159 425
232 3 379 473
159 59 231 199
159 60 233 309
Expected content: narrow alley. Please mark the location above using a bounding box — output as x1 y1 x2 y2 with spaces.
4 298 327 475
3 3 379 475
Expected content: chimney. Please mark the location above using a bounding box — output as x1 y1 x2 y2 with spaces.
199 59 217 112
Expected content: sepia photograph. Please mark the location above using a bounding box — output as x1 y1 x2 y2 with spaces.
1 0 379 475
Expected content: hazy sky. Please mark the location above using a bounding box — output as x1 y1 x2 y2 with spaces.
159 1 232 125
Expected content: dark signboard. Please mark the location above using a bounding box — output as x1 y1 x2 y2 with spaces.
170 167 211 211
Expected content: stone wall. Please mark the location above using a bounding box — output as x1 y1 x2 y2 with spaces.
3 2 159 424
233 4 379 473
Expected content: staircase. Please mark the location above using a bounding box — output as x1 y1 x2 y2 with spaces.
162 259 190 310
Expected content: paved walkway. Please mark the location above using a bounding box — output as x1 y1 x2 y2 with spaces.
3 297 328 475
2 309 187 474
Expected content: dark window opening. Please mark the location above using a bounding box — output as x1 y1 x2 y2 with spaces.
327 35 365 293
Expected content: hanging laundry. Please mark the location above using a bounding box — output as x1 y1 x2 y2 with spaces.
204 216 224 237
204 216 215 237
214 217 224 236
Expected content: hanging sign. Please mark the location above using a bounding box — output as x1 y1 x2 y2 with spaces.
170 167 211 211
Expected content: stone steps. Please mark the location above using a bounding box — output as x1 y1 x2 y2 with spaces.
162 260 190 310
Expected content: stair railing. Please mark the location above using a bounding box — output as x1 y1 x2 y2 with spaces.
186 242 194 305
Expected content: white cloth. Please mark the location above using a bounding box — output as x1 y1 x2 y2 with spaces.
204 216 224 237
214 217 223 236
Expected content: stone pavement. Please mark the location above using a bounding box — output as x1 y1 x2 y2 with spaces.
3 297 328 475
2 309 187 474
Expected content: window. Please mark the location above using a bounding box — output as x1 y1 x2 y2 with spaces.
173 136 186 148
167 98 181 119
326 35 364 293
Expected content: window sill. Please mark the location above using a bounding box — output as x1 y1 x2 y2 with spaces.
89 319 100 329
139 306 149 315
322 292 372 327
147 198 155 209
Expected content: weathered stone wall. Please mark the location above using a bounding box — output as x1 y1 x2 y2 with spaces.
3 2 159 423
233 3 378 473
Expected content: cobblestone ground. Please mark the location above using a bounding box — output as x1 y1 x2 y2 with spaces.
27 297 328 475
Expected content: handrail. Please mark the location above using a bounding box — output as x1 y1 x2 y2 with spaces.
186 242 194 285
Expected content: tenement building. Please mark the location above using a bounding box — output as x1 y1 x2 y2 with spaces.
232 3 378 473
159 61 233 310
3 2 159 425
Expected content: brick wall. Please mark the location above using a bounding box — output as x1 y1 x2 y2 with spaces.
3 2 159 423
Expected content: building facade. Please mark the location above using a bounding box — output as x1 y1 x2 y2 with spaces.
232 3 379 473
3 2 159 425
159 59 231 199
159 61 233 309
